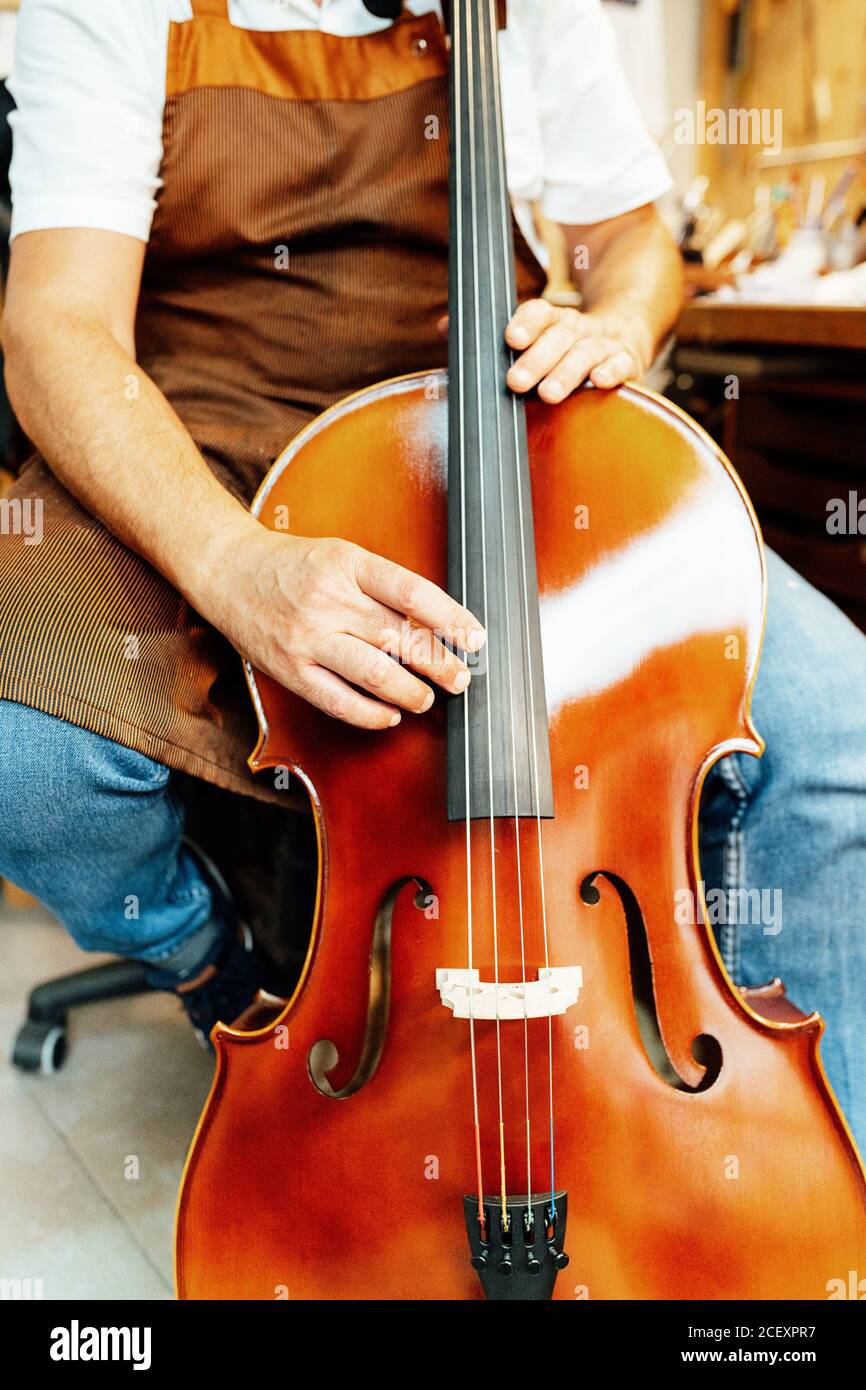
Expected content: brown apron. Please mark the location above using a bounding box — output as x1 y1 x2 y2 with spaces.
0 0 545 804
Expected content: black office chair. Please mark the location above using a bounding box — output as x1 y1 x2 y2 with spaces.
12 959 154 1074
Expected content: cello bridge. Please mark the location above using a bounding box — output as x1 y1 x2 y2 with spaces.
435 967 582 1021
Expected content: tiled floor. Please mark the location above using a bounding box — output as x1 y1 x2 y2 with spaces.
0 899 213 1300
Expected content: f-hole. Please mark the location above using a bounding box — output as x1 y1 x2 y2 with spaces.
308 876 432 1099
581 871 722 1093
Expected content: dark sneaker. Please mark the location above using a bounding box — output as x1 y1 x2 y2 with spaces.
177 921 261 1050
172 837 261 1049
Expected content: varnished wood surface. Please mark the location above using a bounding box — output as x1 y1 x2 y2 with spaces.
175 375 866 1300
678 301 866 353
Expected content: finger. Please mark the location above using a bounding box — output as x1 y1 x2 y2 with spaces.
589 349 639 389
436 313 449 339
505 298 560 351
319 633 435 714
354 552 485 654
297 664 402 731
537 338 620 403
350 603 472 695
507 318 590 394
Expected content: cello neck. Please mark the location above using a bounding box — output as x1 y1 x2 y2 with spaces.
446 0 554 822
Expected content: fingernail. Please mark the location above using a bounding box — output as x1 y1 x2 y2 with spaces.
509 368 531 389
419 690 434 713
453 669 471 693
543 381 565 402
510 328 529 346
466 628 486 651
388 712 401 727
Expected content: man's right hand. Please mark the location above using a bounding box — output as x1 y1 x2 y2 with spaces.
212 529 487 731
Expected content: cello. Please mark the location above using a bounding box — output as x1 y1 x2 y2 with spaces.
175 0 866 1300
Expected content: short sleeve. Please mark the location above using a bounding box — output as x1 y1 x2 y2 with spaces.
8 0 170 242
501 0 673 226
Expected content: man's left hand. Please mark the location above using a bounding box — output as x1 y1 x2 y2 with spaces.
504 300 651 403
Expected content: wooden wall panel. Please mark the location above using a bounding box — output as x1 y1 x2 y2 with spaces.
697 0 866 220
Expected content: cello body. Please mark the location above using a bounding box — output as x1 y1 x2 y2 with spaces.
175 372 866 1300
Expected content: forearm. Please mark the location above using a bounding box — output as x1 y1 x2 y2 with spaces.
564 214 684 369
2 307 258 619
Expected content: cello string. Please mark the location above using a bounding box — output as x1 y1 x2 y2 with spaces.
477 0 534 1232
486 0 559 1223
466 0 510 1233
454 0 487 1237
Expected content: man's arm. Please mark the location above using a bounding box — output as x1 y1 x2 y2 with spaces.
505 204 683 401
3 229 256 607
2 229 482 729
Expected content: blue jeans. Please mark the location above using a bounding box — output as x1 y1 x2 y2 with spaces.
1 550 864 1145
0 706 227 985
699 549 866 1151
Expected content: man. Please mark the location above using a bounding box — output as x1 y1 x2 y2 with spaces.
0 1 864 1151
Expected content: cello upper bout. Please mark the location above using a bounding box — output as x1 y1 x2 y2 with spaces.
526 382 765 755
245 372 450 774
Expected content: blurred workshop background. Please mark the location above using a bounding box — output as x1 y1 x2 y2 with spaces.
0 0 864 1298
601 0 866 636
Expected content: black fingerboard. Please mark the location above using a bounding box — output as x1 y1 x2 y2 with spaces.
446 0 554 821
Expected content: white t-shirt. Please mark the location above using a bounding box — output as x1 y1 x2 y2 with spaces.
7 0 672 244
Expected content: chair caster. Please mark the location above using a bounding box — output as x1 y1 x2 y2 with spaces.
12 1019 68 1075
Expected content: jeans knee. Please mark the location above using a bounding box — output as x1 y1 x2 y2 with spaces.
0 702 218 964
757 551 866 762
0 698 171 875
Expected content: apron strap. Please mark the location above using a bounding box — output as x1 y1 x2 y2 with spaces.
190 0 229 19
